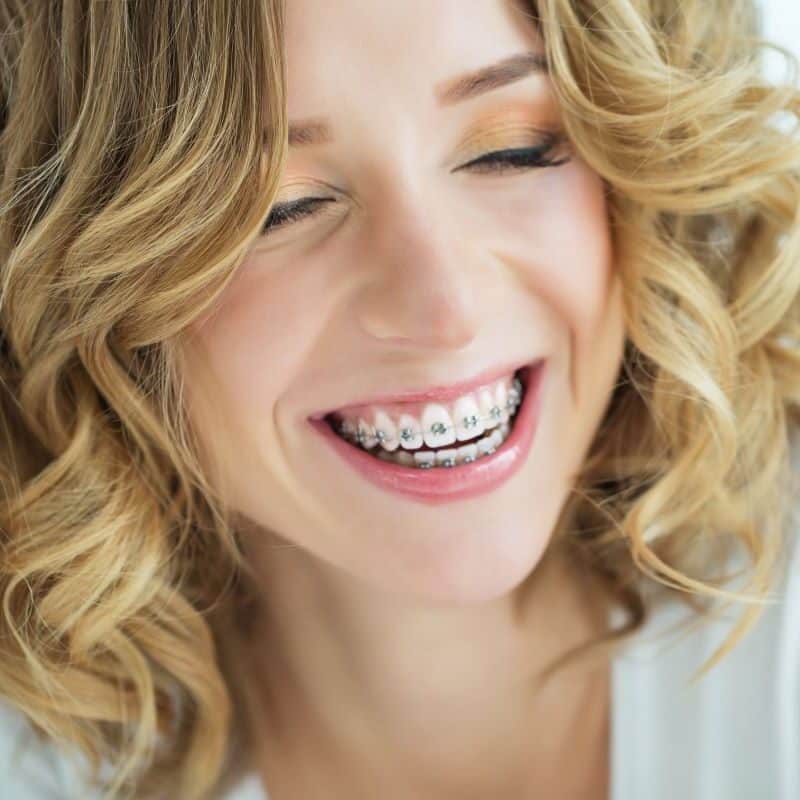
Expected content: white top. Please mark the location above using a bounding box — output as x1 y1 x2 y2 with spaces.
3 434 800 800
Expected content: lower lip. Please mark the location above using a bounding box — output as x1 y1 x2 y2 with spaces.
308 360 547 506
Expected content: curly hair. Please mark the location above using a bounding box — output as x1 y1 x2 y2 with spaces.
0 0 798 798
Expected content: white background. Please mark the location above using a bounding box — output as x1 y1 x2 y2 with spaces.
761 0 800 82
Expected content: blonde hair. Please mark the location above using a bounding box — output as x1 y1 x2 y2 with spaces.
0 0 798 798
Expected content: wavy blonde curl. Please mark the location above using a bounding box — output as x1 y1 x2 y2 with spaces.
0 1 798 798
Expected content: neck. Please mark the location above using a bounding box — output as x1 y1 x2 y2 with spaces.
237 533 613 797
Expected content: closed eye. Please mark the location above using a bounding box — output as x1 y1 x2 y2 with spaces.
453 130 570 175
260 132 571 235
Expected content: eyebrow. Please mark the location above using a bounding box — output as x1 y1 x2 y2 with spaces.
286 50 548 148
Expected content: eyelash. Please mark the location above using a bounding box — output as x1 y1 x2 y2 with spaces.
261 132 570 235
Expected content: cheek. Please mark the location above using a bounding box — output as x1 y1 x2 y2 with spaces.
541 167 617 360
185 256 334 421
498 162 614 333
485 160 623 404
530 165 624 431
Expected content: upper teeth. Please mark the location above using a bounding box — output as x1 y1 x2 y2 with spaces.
334 374 523 452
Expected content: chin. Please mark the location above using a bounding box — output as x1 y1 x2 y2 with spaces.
347 492 563 606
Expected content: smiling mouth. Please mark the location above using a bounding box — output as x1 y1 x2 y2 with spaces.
323 366 530 469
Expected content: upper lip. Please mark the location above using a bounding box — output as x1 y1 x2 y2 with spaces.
309 357 543 419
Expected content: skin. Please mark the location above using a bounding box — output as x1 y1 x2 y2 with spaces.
179 0 627 796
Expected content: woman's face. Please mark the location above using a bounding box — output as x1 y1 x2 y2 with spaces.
179 0 626 603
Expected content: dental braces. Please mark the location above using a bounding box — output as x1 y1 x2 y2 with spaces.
335 376 524 448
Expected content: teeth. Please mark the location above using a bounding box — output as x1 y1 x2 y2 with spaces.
421 403 457 449
332 406 511 469
495 383 509 424
357 418 378 449
329 368 529 467
394 450 415 467
456 443 478 463
413 451 436 469
477 387 500 430
338 418 357 438
341 415 515 469
397 413 424 450
373 410 399 451
435 449 458 467
453 395 485 441
477 434 496 456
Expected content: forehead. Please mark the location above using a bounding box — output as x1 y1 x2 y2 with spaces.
283 0 544 119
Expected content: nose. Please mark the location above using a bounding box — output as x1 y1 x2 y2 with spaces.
354 188 481 351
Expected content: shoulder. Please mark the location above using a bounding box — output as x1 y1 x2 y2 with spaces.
0 699 269 800
611 432 800 798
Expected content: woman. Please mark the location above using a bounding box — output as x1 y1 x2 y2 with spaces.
1 0 799 798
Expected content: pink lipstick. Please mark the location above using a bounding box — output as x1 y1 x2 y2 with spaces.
308 359 547 506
